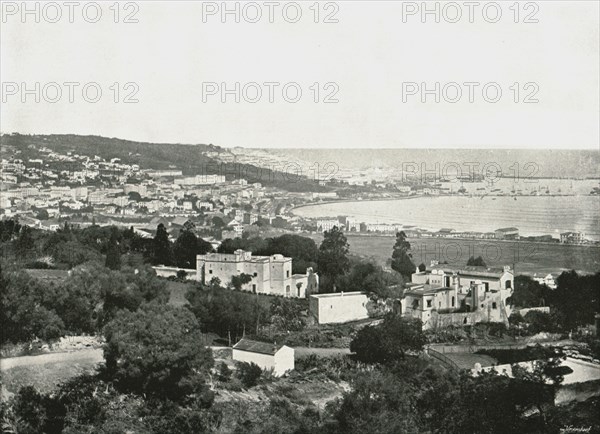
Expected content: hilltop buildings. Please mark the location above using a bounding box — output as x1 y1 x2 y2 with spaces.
196 250 318 298
401 261 514 330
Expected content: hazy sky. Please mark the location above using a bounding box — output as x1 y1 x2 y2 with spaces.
1 1 599 149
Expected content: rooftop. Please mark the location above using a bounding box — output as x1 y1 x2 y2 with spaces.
428 265 510 278
233 338 284 356
310 291 367 298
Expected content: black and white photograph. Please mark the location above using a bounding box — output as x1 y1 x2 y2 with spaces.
1 1 599 433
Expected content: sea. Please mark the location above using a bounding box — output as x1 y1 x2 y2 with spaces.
293 190 600 241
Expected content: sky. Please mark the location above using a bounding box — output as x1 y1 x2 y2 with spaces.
1 1 599 149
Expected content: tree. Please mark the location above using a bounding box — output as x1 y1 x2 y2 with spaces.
153 223 173 266
338 260 403 299
10 385 66 434
333 369 420 434
173 229 213 269
236 361 262 388
0 218 21 242
509 275 550 308
351 314 426 364
173 229 199 269
391 231 415 280
270 298 305 331
317 226 350 291
185 286 270 340
127 191 142 201
255 234 319 275
211 216 226 229
104 227 121 270
98 265 169 326
0 267 66 343
103 303 214 402
15 225 35 259
551 270 600 329
467 255 487 267
230 273 252 291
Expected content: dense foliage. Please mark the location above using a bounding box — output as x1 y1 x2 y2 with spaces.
350 314 427 364
103 303 214 402
390 231 416 279
318 226 350 291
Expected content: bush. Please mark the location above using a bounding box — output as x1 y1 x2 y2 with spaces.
236 361 262 388
216 362 232 382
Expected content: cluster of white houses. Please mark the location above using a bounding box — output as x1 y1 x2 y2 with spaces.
156 254 515 331
401 261 514 330
155 256 517 376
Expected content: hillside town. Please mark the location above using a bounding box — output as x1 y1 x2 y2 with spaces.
0 139 595 248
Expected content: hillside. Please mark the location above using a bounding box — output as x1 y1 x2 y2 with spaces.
0 133 330 192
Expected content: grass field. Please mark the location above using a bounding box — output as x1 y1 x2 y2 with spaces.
306 233 600 276
1 349 103 398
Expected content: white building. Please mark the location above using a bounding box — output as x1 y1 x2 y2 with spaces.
404 263 514 330
309 292 369 324
317 219 341 232
232 338 294 377
196 249 317 297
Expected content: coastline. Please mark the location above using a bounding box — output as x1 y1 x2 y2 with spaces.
290 195 600 242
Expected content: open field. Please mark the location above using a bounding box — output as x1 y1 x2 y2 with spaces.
306 234 600 276
1 349 103 398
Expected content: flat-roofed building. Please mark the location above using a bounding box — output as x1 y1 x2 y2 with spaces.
403 262 514 330
196 249 316 297
309 291 369 324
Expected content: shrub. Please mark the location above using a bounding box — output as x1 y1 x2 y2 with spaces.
236 362 262 388
217 362 232 382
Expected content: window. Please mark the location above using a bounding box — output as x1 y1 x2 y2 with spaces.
209 269 213 274
492 302 497 309
451 296 455 307
412 299 419 309
253 272 257 277
286 270 290 278
286 285 291 296
426 299 432 308
484 282 489 292
505 280 512 289
252 284 256 293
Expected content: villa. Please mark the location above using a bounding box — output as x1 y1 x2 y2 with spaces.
402 261 514 330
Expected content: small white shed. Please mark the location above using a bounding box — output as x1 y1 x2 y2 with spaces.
232 338 294 377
